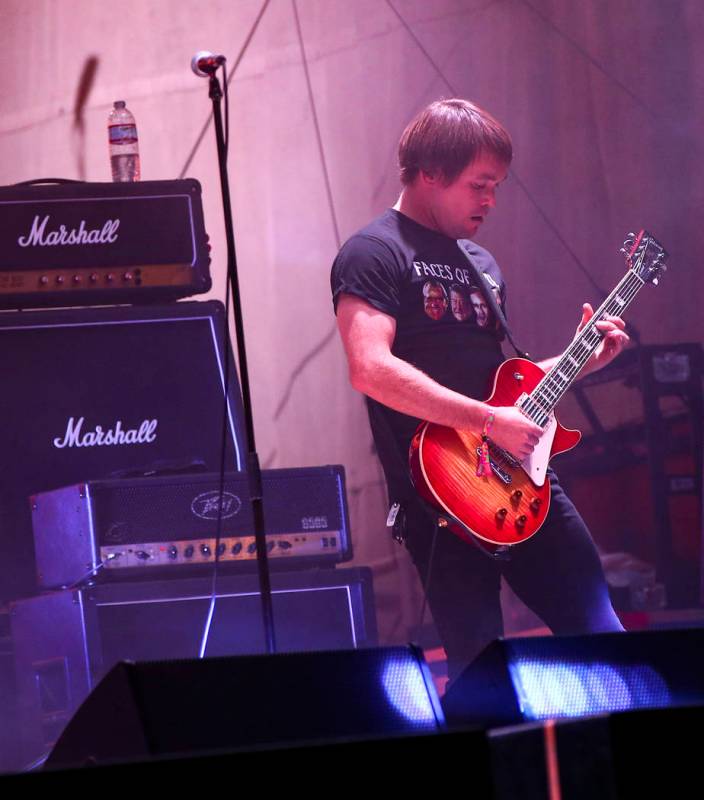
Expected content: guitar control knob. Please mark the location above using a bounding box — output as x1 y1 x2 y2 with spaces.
530 498 542 512
516 515 527 529
231 542 243 555
511 490 523 502
495 508 508 521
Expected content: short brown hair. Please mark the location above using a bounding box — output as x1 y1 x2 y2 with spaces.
398 98 512 185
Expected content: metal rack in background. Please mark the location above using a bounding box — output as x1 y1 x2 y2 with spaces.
557 343 703 610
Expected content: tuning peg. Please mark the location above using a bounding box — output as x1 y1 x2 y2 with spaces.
622 235 636 250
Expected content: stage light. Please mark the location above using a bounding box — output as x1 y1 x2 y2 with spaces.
381 656 444 726
507 658 670 720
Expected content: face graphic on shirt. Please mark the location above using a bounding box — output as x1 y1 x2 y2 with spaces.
450 285 472 322
423 280 448 320
469 289 489 327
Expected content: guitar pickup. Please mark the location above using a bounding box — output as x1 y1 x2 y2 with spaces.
476 448 513 484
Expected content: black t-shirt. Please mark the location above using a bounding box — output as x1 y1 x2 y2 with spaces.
331 208 507 497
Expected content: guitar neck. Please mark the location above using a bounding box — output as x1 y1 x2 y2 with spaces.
522 269 645 425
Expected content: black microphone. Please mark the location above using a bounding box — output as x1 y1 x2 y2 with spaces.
191 51 226 78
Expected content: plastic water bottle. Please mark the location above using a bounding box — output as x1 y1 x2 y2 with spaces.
108 100 140 182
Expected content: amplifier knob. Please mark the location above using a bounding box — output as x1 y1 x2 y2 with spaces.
168 546 178 559
72 274 82 284
216 543 226 556
55 275 65 285
200 544 211 557
247 542 257 554
106 273 114 283
231 542 243 555
39 275 49 285
184 545 194 558
267 541 275 553
123 271 133 281
136 550 150 560
278 541 292 550
89 273 98 283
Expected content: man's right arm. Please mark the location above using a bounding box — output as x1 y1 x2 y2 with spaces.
336 293 542 459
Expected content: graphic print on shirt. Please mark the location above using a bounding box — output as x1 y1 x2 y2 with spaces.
422 280 449 320
415 259 502 330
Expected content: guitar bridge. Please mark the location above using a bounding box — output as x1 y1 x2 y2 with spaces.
476 448 513 484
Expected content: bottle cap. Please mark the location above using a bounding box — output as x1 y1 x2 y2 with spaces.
113 100 126 109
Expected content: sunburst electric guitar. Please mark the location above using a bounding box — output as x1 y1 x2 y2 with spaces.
409 230 668 552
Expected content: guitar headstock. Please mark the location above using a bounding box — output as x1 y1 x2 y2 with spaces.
621 230 668 285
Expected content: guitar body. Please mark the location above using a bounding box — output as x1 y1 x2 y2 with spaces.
409 358 581 550
408 230 668 552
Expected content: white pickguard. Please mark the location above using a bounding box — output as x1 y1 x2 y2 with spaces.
521 413 556 487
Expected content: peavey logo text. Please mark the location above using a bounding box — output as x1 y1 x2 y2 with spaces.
18 215 120 247
191 491 242 520
53 416 158 449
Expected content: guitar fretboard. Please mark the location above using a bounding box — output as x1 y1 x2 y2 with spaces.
518 269 645 427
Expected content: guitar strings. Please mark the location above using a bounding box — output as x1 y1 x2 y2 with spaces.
518 270 644 425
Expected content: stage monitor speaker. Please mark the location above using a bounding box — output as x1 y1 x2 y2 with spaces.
442 629 704 728
0 301 247 602
44 645 445 769
11 567 377 767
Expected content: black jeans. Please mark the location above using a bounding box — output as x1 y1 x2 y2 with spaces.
403 470 624 681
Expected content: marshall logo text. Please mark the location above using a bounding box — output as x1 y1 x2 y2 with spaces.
53 416 158 449
18 215 120 248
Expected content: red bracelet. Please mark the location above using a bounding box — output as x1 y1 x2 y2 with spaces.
476 411 495 477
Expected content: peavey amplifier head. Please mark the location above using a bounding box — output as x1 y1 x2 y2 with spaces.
31 468 352 588
0 179 211 308
0 301 247 601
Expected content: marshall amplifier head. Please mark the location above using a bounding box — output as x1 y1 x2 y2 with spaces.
0 301 247 602
0 178 211 308
31 467 352 588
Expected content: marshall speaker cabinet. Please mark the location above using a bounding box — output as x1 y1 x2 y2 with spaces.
0 301 248 602
0 179 211 308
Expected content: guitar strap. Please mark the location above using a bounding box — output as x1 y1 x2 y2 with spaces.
456 239 532 361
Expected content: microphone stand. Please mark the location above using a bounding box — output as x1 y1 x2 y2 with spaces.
205 68 276 655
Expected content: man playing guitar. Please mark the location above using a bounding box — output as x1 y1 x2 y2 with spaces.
331 99 629 681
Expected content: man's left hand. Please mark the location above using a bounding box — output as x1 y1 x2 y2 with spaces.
577 303 629 374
